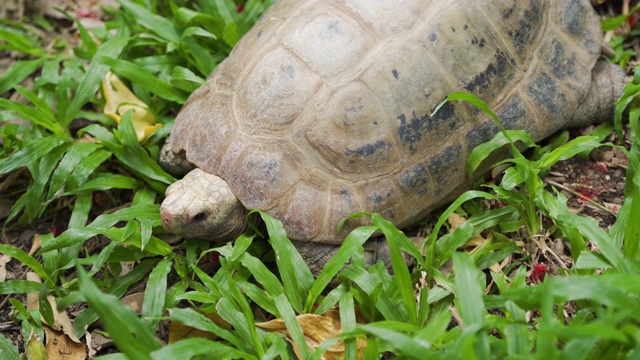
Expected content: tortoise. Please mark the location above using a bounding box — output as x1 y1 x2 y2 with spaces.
159 0 626 273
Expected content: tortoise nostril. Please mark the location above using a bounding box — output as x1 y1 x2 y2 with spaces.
160 210 171 228
193 212 207 222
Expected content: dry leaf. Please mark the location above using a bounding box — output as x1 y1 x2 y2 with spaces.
119 261 135 276
84 330 97 358
24 274 83 345
0 253 11 282
44 326 87 360
26 272 41 311
447 213 490 249
168 311 231 344
604 202 621 215
46 295 82 343
30 233 42 256
89 330 113 354
120 292 145 315
257 311 367 360
102 71 161 141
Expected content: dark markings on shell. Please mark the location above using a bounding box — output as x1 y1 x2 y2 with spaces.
527 71 566 114
510 0 542 49
264 159 280 179
501 5 514 18
428 33 437 42
280 64 296 79
320 18 346 40
367 188 392 206
345 140 391 160
549 39 576 80
563 0 588 35
465 120 500 151
463 24 468 30
498 97 527 130
463 50 511 93
428 144 462 195
398 163 429 191
451 26 456 32
396 101 457 153
339 188 355 205
392 69 399 79
345 104 364 112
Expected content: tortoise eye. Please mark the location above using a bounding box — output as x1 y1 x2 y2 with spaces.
193 212 207 222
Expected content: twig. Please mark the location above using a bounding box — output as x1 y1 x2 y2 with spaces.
544 179 617 216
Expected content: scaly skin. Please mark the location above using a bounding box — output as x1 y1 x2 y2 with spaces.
160 169 248 240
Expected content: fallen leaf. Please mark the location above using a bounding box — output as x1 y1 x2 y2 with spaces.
102 71 161 141
29 233 42 256
26 272 41 311
604 202 621 215
0 253 11 282
46 295 82 343
44 326 87 360
25 273 83 345
26 329 48 360
168 311 231 344
448 213 490 249
88 330 113 354
120 292 145 315
256 311 367 360
119 261 135 276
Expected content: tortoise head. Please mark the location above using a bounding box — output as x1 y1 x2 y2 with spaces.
160 168 248 240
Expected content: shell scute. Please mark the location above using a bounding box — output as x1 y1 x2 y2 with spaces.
281 2 374 78
225 143 300 209
182 92 237 172
235 47 323 134
305 82 399 178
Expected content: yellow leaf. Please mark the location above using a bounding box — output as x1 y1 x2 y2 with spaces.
44 326 87 360
102 71 161 141
26 330 47 360
257 311 367 360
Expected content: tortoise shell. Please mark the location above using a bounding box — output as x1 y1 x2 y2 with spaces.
168 0 602 244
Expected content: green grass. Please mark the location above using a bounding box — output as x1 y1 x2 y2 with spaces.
2 1 640 359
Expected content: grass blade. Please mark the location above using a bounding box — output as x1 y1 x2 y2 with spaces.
0 58 45 93
168 308 245 350
254 210 314 313
150 338 249 360
305 226 376 311
453 252 491 357
101 57 188 104
371 214 418 324
0 334 19 360
0 280 42 294
142 258 172 330
339 290 357 360
117 0 181 43
46 142 103 200
77 267 161 359
62 24 129 126
0 244 48 280
556 214 633 273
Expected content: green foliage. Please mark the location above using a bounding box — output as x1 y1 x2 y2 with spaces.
2 1 640 358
